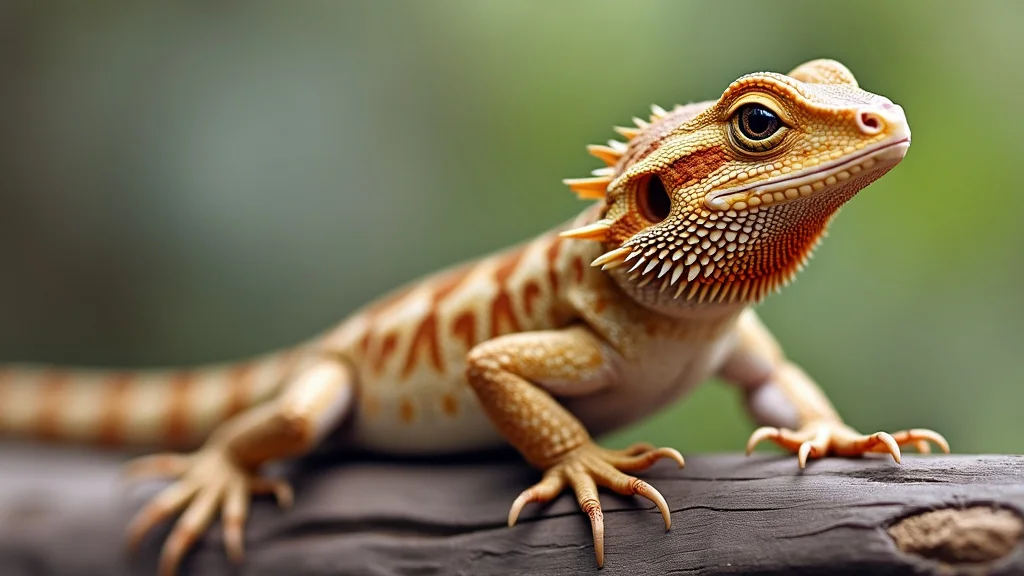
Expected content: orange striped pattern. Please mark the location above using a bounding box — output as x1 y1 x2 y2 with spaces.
34 369 70 440
96 373 135 446
0 348 305 449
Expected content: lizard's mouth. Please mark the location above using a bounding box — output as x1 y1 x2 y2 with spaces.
705 137 911 211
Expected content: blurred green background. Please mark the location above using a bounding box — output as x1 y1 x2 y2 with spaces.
0 1 1020 455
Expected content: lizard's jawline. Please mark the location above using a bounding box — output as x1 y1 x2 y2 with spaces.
705 138 910 211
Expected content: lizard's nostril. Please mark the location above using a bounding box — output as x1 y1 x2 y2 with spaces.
857 111 884 135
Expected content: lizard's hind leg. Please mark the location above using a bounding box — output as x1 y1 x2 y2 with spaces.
124 355 355 576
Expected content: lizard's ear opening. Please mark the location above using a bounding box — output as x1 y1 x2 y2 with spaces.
637 175 671 224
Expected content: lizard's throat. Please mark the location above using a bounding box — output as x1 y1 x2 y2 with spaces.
608 169 891 311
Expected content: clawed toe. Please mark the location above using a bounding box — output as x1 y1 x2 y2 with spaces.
746 421 950 469
505 442 681 568
123 449 293 576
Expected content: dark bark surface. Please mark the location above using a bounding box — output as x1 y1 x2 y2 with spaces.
0 445 1022 576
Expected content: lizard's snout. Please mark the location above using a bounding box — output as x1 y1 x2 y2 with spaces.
857 103 910 140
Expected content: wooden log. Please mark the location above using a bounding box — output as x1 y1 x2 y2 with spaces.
0 447 1022 575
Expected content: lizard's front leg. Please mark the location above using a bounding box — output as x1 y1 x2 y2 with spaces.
720 309 948 467
465 326 684 567
124 355 354 576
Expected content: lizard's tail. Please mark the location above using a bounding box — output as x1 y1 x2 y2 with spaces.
0 347 309 450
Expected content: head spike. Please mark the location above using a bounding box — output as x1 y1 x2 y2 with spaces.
586 144 622 166
606 139 628 153
563 176 612 199
613 125 641 140
559 219 613 242
591 246 632 268
591 166 615 177
632 116 650 129
650 104 668 121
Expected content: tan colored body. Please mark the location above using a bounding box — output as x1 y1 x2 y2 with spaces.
0 206 747 454
0 60 949 576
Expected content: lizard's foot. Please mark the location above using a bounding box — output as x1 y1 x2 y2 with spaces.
123 449 293 576
746 420 950 468
507 441 684 567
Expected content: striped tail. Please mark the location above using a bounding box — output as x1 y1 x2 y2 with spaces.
0 348 308 450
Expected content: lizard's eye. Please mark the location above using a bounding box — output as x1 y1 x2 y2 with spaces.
730 103 788 153
638 175 671 223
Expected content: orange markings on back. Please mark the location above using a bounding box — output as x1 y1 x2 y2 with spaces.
373 333 398 375
358 332 372 357
96 372 135 446
441 392 459 417
401 315 444 378
544 236 562 294
452 311 477 351
489 249 526 338
490 294 521 339
522 280 541 318
393 264 473 379
165 372 195 448
398 397 416 423
35 370 69 440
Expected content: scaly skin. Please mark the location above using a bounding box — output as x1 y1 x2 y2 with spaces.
0 59 949 575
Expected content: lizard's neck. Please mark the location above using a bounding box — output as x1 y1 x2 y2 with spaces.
564 204 747 324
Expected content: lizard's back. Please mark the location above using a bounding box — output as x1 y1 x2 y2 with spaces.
325 228 586 454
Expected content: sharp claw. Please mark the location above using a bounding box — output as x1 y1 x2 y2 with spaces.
912 428 950 454
513 442 682 568
251 478 294 509
797 441 812 469
591 508 604 568
876 432 901 464
746 426 778 455
633 479 671 530
914 440 931 454
274 483 294 509
508 491 529 527
506 474 565 528
662 448 686 469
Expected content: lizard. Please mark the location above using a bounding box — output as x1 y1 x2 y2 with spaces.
0 59 950 575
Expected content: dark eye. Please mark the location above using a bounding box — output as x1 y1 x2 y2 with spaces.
729 103 788 153
638 175 671 223
738 104 781 140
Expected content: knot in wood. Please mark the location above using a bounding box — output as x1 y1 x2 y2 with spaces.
888 506 1023 565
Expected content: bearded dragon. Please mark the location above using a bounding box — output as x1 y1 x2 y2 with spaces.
0 59 948 575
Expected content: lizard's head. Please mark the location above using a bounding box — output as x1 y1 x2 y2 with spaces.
561 59 910 313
